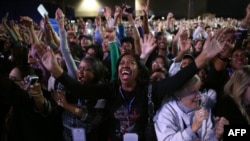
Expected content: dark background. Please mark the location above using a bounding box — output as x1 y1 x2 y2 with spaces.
0 0 249 23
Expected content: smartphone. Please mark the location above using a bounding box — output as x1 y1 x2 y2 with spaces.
26 75 39 86
37 4 48 18
124 5 134 14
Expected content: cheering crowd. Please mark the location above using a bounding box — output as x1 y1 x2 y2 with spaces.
1 1 250 141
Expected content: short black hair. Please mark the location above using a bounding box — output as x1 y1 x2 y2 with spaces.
121 37 134 49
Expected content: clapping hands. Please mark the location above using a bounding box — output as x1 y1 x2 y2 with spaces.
192 108 208 133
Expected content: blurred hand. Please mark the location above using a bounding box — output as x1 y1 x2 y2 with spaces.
114 5 122 18
140 34 156 58
95 16 102 27
40 45 61 73
104 6 112 20
246 3 250 19
141 0 149 12
55 8 65 29
215 116 229 139
201 28 227 60
2 12 9 24
51 90 68 107
20 16 33 28
167 12 174 20
29 83 43 97
179 37 192 53
191 108 208 133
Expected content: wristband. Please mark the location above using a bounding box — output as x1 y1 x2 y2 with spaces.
217 54 230 62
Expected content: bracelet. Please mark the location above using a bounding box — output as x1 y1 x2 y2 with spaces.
217 54 230 62
29 92 43 97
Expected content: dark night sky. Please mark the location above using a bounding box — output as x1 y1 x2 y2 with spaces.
0 0 249 21
207 0 250 19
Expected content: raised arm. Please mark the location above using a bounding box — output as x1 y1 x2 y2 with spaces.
140 34 157 64
213 28 235 71
142 9 150 34
20 16 39 44
123 8 141 55
156 29 227 98
2 12 19 43
9 20 24 42
240 3 250 29
44 15 60 48
55 8 77 78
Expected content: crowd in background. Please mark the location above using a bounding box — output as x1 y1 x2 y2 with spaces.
1 0 250 141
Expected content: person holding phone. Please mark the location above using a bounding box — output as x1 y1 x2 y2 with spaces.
0 65 63 141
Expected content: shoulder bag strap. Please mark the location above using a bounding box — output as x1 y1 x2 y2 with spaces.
147 83 154 123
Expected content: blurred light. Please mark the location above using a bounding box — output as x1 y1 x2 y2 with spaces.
75 0 101 17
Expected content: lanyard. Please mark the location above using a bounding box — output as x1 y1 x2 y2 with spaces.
119 86 136 127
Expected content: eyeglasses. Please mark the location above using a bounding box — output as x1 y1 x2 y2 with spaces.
190 90 201 96
152 61 164 66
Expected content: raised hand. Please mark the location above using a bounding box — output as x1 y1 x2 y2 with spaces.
140 34 156 59
51 90 68 107
95 16 102 27
20 16 33 28
55 8 65 30
179 36 192 53
9 20 19 31
28 83 43 97
167 12 174 20
141 0 149 12
2 12 9 24
104 6 111 18
201 28 226 60
246 3 250 19
114 5 122 18
44 15 53 31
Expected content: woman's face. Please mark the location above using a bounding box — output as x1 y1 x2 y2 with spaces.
76 60 94 84
151 57 165 71
230 49 248 70
80 37 92 48
197 69 207 86
86 48 96 58
194 41 203 53
178 86 201 110
118 54 139 85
